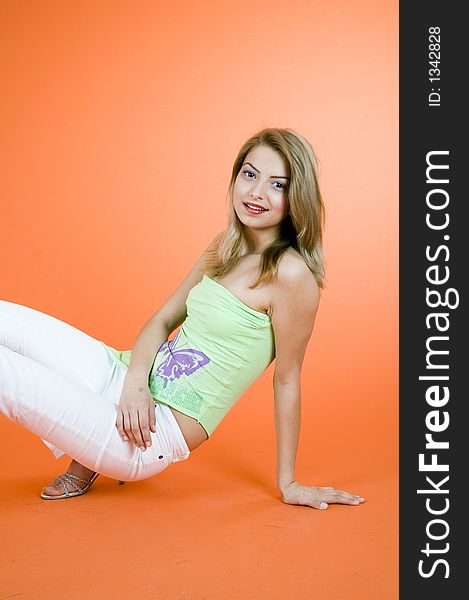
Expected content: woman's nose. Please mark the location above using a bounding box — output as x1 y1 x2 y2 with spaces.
249 180 267 198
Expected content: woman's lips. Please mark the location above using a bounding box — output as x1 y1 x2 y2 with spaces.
243 202 268 215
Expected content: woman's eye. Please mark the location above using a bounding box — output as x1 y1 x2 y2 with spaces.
242 170 286 191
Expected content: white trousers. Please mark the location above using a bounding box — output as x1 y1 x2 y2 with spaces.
0 300 190 481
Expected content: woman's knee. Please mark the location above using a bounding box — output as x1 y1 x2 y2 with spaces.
92 448 175 482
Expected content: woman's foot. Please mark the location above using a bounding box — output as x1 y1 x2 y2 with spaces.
40 459 98 500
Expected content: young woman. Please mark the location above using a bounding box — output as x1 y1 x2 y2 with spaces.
0 127 364 510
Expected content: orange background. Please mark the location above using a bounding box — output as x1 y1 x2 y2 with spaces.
0 1 398 598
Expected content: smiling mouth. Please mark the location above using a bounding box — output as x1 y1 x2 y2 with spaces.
243 202 268 213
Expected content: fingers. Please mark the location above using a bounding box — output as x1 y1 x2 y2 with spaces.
320 487 365 506
123 410 137 447
137 412 152 450
115 408 128 442
128 412 146 450
122 410 142 448
117 407 155 450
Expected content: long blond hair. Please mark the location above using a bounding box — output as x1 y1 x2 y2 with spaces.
203 127 326 289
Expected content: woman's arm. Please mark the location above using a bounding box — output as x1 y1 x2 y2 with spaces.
274 378 301 492
271 258 365 510
271 259 316 492
116 231 224 449
116 317 172 449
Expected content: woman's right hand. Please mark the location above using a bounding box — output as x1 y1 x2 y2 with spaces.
115 378 157 451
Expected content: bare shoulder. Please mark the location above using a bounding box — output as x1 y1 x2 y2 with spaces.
267 249 320 317
277 248 319 296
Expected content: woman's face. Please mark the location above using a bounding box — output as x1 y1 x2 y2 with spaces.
233 144 290 233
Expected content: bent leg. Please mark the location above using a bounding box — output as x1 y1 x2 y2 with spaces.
0 300 113 392
0 299 119 458
0 346 188 482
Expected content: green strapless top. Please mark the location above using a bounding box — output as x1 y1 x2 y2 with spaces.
101 274 276 437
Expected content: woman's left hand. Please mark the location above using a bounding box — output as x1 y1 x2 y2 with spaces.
281 481 365 510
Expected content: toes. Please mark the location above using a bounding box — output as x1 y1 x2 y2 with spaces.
41 477 73 496
41 484 63 496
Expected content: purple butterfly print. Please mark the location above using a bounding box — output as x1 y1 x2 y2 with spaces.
155 334 210 388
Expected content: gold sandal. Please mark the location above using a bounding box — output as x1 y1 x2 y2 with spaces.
40 471 99 500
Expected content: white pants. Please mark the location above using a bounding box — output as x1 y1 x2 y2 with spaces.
0 300 190 481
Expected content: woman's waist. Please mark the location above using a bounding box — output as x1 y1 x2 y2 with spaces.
166 406 208 451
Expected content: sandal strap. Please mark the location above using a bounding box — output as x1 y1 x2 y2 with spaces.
54 472 95 496
62 471 96 486
54 474 78 496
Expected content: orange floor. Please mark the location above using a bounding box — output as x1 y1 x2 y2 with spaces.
1 1 397 596
0 407 397 599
